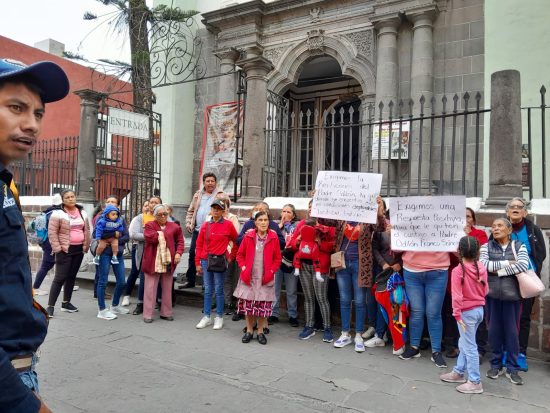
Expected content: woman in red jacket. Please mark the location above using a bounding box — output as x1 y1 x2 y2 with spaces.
234 211 282 345
142 204 184 323
195 200 238 330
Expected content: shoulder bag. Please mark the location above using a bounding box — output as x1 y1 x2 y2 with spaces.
206 222 228 273
331 224 359 272
512 242 545 299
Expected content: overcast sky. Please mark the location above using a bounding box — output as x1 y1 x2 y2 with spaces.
1 0 156 62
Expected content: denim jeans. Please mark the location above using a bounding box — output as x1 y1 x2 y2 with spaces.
453 306 484 383
97 252 126 310
403 269 448 352
336 258 366 333
201 259 225 317
33 240 55 289
19 354 39 393
272 269 298 318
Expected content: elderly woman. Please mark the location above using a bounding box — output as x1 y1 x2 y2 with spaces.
505 197 546 372
141 204 184 323
480 218 529 386
235 211 282 345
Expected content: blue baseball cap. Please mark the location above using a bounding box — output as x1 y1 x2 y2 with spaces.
0 58 70 103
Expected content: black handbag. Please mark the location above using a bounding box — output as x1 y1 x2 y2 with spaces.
206 223 228 273
207 254 227 272
280 248 295 273
487 274 521 301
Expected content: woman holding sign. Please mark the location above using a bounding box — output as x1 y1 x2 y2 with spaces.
332 196 386 353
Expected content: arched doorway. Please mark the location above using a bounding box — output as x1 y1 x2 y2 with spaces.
264 55 364 197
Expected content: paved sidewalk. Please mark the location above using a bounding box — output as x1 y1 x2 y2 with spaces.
34 285 550 413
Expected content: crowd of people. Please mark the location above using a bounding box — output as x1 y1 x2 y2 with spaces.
33 171 547 395
0 57 547 412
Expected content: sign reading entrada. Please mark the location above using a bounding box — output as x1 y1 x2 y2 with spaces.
108 108 150 140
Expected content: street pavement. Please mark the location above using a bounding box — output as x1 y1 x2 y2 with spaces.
34 284 550 413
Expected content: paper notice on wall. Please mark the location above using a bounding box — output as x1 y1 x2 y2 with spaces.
311 171 382 224
372 122 409 159
389 196 466 252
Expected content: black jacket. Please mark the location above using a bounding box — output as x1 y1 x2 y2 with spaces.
0 166 46 413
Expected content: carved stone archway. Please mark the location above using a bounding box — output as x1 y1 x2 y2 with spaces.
267 32 376 97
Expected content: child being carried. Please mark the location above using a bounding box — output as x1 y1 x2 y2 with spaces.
293 218 330 282
93 205 124 265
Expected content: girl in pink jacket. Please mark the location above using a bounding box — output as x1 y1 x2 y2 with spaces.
440 236 488 394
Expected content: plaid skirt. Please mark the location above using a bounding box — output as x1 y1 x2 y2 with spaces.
237 299 273 318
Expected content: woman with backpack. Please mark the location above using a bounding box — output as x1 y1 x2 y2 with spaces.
31 193 62 296
46 189 91 317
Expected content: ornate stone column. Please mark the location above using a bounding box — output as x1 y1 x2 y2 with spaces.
409 11 435 193
216 48 240 104
237 50 274 202
373 18 400 192
374 19 399 115
74 89 105 204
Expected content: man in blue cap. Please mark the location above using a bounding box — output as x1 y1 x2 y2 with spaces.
0 58 69 413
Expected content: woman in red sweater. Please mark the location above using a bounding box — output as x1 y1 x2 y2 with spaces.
234 211 282 345
195 200 238 330
142 204 184 323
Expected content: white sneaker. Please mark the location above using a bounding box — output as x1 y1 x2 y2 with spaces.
365 335 386 348
110 305 130 314
61 285 79 292
34 289 48 296
97 309 117 320
354 336 366 352
213 316 224 330
333 333 352 348
361 326 375 339
121 296 131 307
393 346 406 356
196 316 212 329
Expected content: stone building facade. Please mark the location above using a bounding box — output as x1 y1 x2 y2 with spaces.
195 0 484 200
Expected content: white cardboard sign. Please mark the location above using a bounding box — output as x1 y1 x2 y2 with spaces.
311 171 382 224
389 196 466 251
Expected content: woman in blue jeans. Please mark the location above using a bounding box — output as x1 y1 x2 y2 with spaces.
95 195 129 320
399 251 451 368
333 197 386 353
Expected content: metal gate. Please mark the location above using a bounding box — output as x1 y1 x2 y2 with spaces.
264 91 488 198
96 97 161 219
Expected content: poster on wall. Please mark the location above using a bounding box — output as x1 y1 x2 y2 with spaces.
371 121 410 160
200 102 243 194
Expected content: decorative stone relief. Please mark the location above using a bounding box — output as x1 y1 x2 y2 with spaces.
306 29 325 55
344 30 374 61
263 47 287 67
310 7 322 23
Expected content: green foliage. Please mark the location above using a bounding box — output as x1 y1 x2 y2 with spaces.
152 5 198 22
63 51 86 60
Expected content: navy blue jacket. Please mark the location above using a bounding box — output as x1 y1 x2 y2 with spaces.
93 215 129 255
236 218 285 250
0 165 46 412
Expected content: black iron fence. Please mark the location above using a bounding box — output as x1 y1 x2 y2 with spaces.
12 136 78 196
522 86 549 199
264 91 489 198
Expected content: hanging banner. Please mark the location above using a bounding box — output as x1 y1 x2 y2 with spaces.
200 102 243 193
108 108 150 140
372 122 409 159
389 196 466 252
311 171 383 224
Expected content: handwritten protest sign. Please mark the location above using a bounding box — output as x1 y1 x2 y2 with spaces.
389 196 466 252
311 171 382 223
